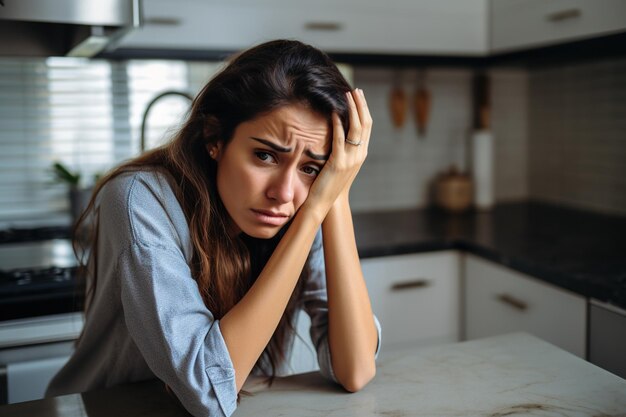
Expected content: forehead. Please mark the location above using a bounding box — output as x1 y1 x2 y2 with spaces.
243 104 331 152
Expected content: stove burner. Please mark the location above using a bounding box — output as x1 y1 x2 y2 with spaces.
0 266 79 296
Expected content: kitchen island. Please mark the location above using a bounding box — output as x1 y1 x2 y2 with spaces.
2 333 625 416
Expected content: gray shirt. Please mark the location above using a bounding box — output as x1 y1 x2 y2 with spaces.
46 170 381 417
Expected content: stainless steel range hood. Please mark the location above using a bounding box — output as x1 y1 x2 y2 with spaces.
0 0 141 58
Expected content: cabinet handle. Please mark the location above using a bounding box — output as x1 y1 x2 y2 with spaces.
304 22 343 31
144 17 182 26
0 364 6 404
496 293 528 311
546 8 581 22
391 279 431 291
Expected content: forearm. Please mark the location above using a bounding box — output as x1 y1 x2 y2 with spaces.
322 196 377 392
220 205 324 391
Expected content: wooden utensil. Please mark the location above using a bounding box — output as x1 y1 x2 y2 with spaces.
389 86 407 128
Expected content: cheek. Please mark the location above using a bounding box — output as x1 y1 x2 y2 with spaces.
219 161 258 199
293 180 312 210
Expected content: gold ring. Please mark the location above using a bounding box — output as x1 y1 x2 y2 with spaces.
345 138 362 146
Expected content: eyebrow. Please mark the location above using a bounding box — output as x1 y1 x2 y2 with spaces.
250 137 328 161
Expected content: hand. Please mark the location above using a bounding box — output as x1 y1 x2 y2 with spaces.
304 88 372 217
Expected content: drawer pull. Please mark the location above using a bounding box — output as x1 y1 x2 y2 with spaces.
304 22 344 31
546 8 581 22
391 279 431 291
144 17 182 26
496 293 528 311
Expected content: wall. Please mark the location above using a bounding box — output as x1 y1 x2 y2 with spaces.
4 53 625 223
0 57 531 226
349 66 529 212
491 69 529 203
528 56 626 216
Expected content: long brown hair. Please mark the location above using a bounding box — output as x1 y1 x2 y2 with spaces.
74 39 352 382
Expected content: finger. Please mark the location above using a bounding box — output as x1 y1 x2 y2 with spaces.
346 90 363 142
331 112 345 157
352 89 372 144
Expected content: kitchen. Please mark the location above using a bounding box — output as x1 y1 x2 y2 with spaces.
1 0 626 415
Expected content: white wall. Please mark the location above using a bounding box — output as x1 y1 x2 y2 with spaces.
349 66 529 212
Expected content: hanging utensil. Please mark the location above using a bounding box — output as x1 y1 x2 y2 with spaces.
389 87 408 128
389 71 407 129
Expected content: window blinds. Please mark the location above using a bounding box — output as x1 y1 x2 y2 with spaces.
0 58 222 228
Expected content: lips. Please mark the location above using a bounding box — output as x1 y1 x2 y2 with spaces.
250 209 290 226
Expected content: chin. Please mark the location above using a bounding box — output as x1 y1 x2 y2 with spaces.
241 225 282 240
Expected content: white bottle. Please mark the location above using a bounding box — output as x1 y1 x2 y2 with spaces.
472 130 494 210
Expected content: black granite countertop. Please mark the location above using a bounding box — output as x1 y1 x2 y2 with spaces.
352 200 626 311
2 201 625 317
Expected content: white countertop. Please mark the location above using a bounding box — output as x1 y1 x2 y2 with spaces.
2 332 624 417
236 333 626 416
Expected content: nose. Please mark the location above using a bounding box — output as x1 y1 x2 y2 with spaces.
266 167 295 204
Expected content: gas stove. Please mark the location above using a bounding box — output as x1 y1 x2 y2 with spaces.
0 266 78 296
0 228 83 321
0 226 70 244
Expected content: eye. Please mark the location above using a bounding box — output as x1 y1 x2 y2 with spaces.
255 151 276 164
301 165 321 177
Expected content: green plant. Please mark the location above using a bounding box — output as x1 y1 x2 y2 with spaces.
52 162 81 187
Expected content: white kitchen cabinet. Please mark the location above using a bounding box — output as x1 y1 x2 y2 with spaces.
0 313 82 404
589 299 626 379
490 0 626 53
361 251 461 351
5 351 72 404
119 0 488 55
287 250 461 373
287 310 318 375
464 254 587 357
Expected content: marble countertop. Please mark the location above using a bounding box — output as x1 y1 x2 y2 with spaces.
3 333 625 416
353 201 626 311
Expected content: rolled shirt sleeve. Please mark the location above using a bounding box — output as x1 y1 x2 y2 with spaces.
301 230 382 383
120 242 237 417
116 172 237 417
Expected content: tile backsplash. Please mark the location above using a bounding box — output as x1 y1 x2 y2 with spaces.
349 68 472 211
528 56 626 216
349 66 529 212
1 52 624 225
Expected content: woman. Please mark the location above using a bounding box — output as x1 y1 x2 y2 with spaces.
46 39 381 417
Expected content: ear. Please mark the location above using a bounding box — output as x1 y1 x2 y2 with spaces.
206 142 223 161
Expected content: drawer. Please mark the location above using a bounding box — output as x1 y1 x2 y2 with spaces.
464 254 587 357
362 251 460 350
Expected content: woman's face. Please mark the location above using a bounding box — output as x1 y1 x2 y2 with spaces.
211 104 331 239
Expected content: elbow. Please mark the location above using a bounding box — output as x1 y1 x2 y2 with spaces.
339 363 376 393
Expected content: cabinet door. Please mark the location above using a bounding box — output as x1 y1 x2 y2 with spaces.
287 309 318 375
119 0 487 55
464 254 587 357
589 299 626 379
362 251 460 351
490 0 626 53
7 355 70 404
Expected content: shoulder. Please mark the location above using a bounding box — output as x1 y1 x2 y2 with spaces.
98 169 190 252
100 169 175 205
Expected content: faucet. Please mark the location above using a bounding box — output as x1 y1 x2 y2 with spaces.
139 90 194 153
